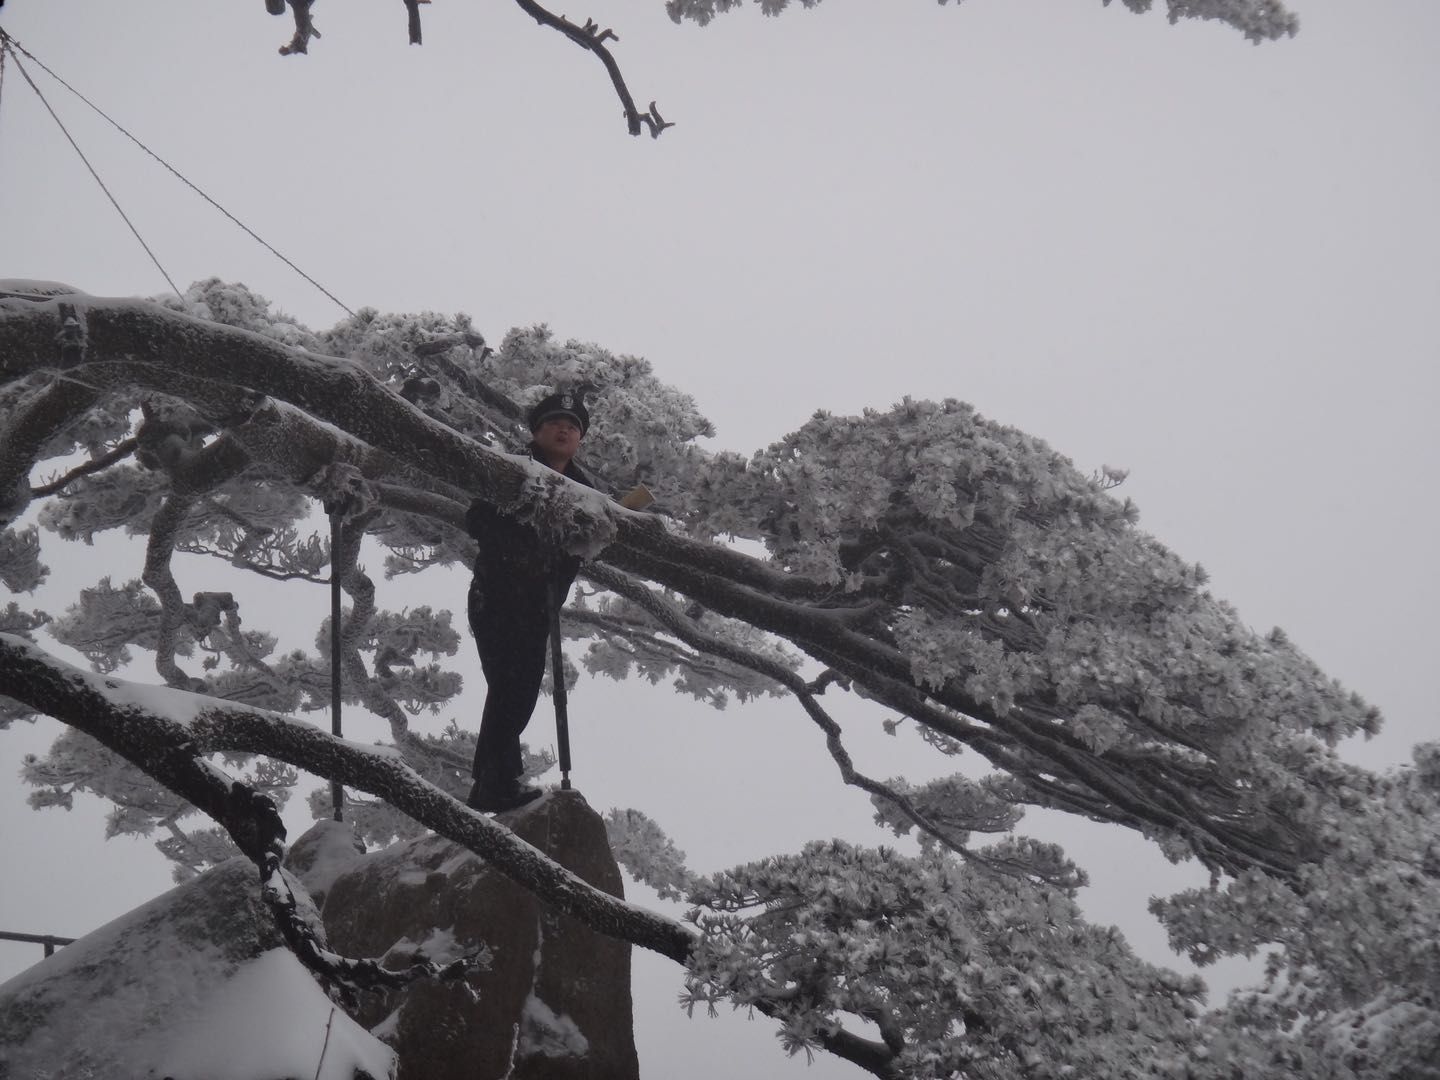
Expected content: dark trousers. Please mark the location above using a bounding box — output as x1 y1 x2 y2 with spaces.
469 579 551 788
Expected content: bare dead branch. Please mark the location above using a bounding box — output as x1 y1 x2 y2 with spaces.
278 0 320 56
511 0 670 137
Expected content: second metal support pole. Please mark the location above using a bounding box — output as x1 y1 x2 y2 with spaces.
327 501 345 821
547 578 572 790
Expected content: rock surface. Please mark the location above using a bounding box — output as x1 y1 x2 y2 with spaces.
0 855 392 1080
0 790 636 1080
316 788 639 1080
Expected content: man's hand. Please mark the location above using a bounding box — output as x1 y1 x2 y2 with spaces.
618 485 654 511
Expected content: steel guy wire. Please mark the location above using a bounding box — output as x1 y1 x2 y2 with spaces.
0 30 356 319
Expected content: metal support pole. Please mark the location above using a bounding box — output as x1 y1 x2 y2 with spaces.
326 500 346 821
547 579 572 790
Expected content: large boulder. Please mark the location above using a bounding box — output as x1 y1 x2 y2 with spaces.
0 855 394 1080
314 789 639 1080
0 792 636 1080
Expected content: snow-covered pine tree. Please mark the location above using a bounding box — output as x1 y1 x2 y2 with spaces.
2 279 1433 1078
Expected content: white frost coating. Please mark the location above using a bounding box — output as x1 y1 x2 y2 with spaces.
289 819 366 897
0 634 400 759
263 396 358 444
372 1006 402 1040
415 925 464 965
151 948 396 1080
437 850 475 876
0 278 88 297
514 912 588 1060
518 992 590 1059
102 672 217 726
336 735 404 759
0 872 232 998
512 455 618 559
604 807 695 900
382 933 420 962
5 634 698 957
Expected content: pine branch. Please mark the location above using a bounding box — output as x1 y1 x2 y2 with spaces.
31 436 138 497
0 377 100 523
583 563 1068 885
176 543 330 584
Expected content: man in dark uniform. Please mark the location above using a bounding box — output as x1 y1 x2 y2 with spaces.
465 391 593 812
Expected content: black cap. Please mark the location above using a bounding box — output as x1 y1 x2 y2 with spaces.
528 391 590 436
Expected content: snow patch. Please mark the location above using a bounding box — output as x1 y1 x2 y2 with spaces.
372 1006 402 1041
289 819 366 898
518 992 590 1059
152 948 396 1080
415 925 464 964
0 635 402 759
382 925 465 966
0 279 87 298
437 849 476 877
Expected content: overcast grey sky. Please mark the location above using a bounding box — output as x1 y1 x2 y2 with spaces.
1 1 1437 1076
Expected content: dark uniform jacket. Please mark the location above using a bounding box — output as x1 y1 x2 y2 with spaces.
465 454 594 621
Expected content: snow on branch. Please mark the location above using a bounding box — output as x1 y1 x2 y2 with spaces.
0 633 695 962
667 0 1300 44
0 289 1381 883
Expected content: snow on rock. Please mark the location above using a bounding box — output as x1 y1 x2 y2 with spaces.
320 789 637 1080
0 854 392 1079
154 947 395 1080
518 992 590 1059
0 796 630 1080
285 816 369 907
0 857 276 1075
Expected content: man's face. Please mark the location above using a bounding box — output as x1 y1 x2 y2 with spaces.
533 416 583 463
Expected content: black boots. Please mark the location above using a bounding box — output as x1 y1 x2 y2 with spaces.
466 777 543 814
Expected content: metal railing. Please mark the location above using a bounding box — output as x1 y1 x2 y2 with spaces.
0 930 75 959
